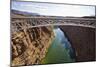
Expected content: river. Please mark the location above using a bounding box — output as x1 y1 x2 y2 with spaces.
41 27 76 64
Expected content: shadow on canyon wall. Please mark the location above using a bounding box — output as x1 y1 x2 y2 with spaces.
59 25 96 62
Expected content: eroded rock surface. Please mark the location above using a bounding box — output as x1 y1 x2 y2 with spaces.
11 26 54 66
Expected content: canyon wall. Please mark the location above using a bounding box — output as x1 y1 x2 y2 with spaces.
60 25 96 62
11 26 54 66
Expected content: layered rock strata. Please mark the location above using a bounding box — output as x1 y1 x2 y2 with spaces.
11 26 54 66
59 25 96 62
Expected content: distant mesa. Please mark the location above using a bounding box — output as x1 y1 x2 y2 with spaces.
82 16 96 18
11 9 96 19
11 9 40 16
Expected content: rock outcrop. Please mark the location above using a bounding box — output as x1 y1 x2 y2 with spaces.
11 26 54 66
59 25 96 62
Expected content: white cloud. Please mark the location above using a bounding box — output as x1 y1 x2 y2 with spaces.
12 0 96 17
16 0 96 5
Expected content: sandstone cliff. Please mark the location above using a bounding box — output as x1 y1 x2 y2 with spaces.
11 26 54 66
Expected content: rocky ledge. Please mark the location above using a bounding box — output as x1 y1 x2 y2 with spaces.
11 26 54 66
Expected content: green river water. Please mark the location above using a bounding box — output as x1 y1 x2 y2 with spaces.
41 27 75 64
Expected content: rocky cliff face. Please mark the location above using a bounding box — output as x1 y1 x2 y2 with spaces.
59 25 96 62
11 26 54 66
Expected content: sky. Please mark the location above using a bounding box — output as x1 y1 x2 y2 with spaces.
12 0 96 17
13 0 96 5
